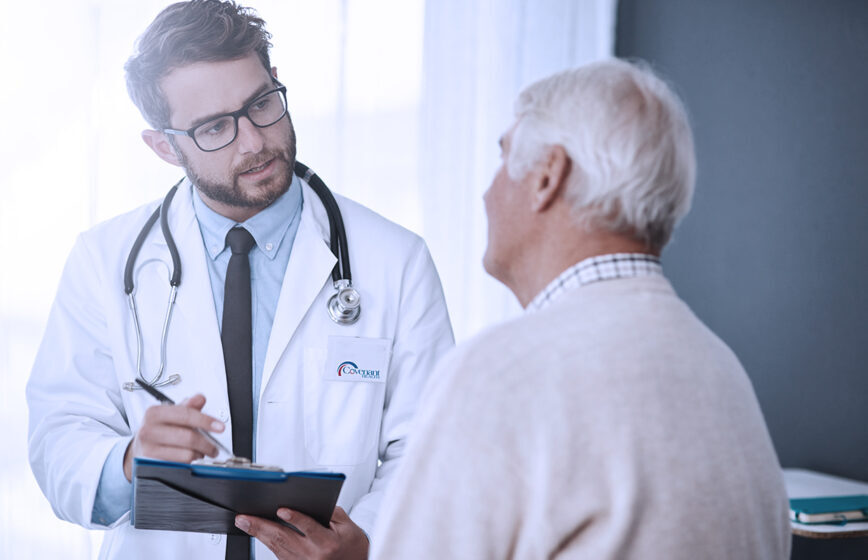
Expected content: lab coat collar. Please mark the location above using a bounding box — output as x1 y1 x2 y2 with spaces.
191 175 303 262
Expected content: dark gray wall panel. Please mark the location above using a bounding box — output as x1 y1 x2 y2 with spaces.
616 1 868 557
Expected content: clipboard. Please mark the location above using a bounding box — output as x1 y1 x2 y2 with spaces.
131 458 345 534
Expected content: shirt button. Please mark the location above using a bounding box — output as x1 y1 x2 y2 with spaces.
210 534 222 545
219 409 230 422
265 242 273 251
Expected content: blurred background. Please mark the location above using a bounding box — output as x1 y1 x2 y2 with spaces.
2 1 867 559
0 0 613 557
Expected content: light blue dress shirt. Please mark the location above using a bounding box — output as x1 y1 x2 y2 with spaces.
92 176 304 525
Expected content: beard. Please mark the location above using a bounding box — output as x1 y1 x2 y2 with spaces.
178 118 297 210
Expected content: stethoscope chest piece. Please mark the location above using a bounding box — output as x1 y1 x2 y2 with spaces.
328 279 361 325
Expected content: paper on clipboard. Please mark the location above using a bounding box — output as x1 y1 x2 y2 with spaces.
131 458 345 534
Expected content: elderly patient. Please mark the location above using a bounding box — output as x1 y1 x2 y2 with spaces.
371 59 791 559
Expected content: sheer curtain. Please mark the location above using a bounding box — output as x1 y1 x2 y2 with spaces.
0 1 613 557
420 0 617 340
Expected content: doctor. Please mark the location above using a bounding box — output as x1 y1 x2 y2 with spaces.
26 1 453 559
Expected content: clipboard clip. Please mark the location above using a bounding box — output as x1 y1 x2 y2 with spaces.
192 457 285 472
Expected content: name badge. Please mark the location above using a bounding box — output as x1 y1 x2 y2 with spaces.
323 336 391 383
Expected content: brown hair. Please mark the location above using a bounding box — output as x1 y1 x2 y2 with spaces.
125 0 273 128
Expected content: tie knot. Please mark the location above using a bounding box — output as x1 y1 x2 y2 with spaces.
226 227 255 255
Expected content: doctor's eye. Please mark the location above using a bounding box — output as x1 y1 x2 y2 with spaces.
199 117 232 137
251 97 272 113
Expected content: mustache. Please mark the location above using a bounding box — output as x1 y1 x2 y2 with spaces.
234 149 291 176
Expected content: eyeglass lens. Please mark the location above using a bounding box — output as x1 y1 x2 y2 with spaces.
193 90 287 151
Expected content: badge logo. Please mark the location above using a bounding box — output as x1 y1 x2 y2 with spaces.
336 360 381 380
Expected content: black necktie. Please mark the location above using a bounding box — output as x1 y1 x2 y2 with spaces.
222 227 255 560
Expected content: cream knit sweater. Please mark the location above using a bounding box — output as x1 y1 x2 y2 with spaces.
371 275 791 559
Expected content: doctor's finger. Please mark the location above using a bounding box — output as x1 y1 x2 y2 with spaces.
329 506 351 524
236 515 306 559
143 403 225 433
140 445 206 465
138 423 219 457
276 508 330 540
178 393 207 410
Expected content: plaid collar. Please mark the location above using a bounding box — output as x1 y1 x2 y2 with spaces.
527 253 663 312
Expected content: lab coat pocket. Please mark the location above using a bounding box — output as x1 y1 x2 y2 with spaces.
302 337 391 466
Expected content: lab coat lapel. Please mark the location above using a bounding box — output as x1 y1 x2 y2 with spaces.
260 180 336 391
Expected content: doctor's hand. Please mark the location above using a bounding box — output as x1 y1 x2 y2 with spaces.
235 506 369 560
122 394 225 481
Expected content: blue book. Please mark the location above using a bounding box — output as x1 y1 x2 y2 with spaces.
789 495 868 525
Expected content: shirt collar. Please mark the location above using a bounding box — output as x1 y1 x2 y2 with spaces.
192 173 303 261
527 252 663 312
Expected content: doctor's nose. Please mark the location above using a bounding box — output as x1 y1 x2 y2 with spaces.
234 116 266 154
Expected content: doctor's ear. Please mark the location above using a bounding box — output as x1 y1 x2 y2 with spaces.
271 66 279 80
142 130 183 167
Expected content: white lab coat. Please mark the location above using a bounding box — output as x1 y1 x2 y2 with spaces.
27 178 454 560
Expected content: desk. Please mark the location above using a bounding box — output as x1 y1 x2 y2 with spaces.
783 468 868 539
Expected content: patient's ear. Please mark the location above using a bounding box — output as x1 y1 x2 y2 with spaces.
531 145 571 212
142 130 182 167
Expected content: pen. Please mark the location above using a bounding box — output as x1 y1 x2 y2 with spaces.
135 378 235 458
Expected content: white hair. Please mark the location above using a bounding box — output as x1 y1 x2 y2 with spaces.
508 58 696 250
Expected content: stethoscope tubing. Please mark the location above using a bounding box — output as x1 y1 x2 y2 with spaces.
123 164 350 294
294 161 352 284
124 178 184 295
122 162 359 390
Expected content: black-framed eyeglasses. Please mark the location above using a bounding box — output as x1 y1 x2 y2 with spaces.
162 85 288 152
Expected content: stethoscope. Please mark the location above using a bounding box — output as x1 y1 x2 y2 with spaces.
121 161 361 391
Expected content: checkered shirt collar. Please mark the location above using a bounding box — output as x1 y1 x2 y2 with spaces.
527 253 663 312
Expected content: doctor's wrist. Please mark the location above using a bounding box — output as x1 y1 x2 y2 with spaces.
122 438 134 482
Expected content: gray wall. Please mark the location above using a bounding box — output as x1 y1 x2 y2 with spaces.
616 1 868 558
